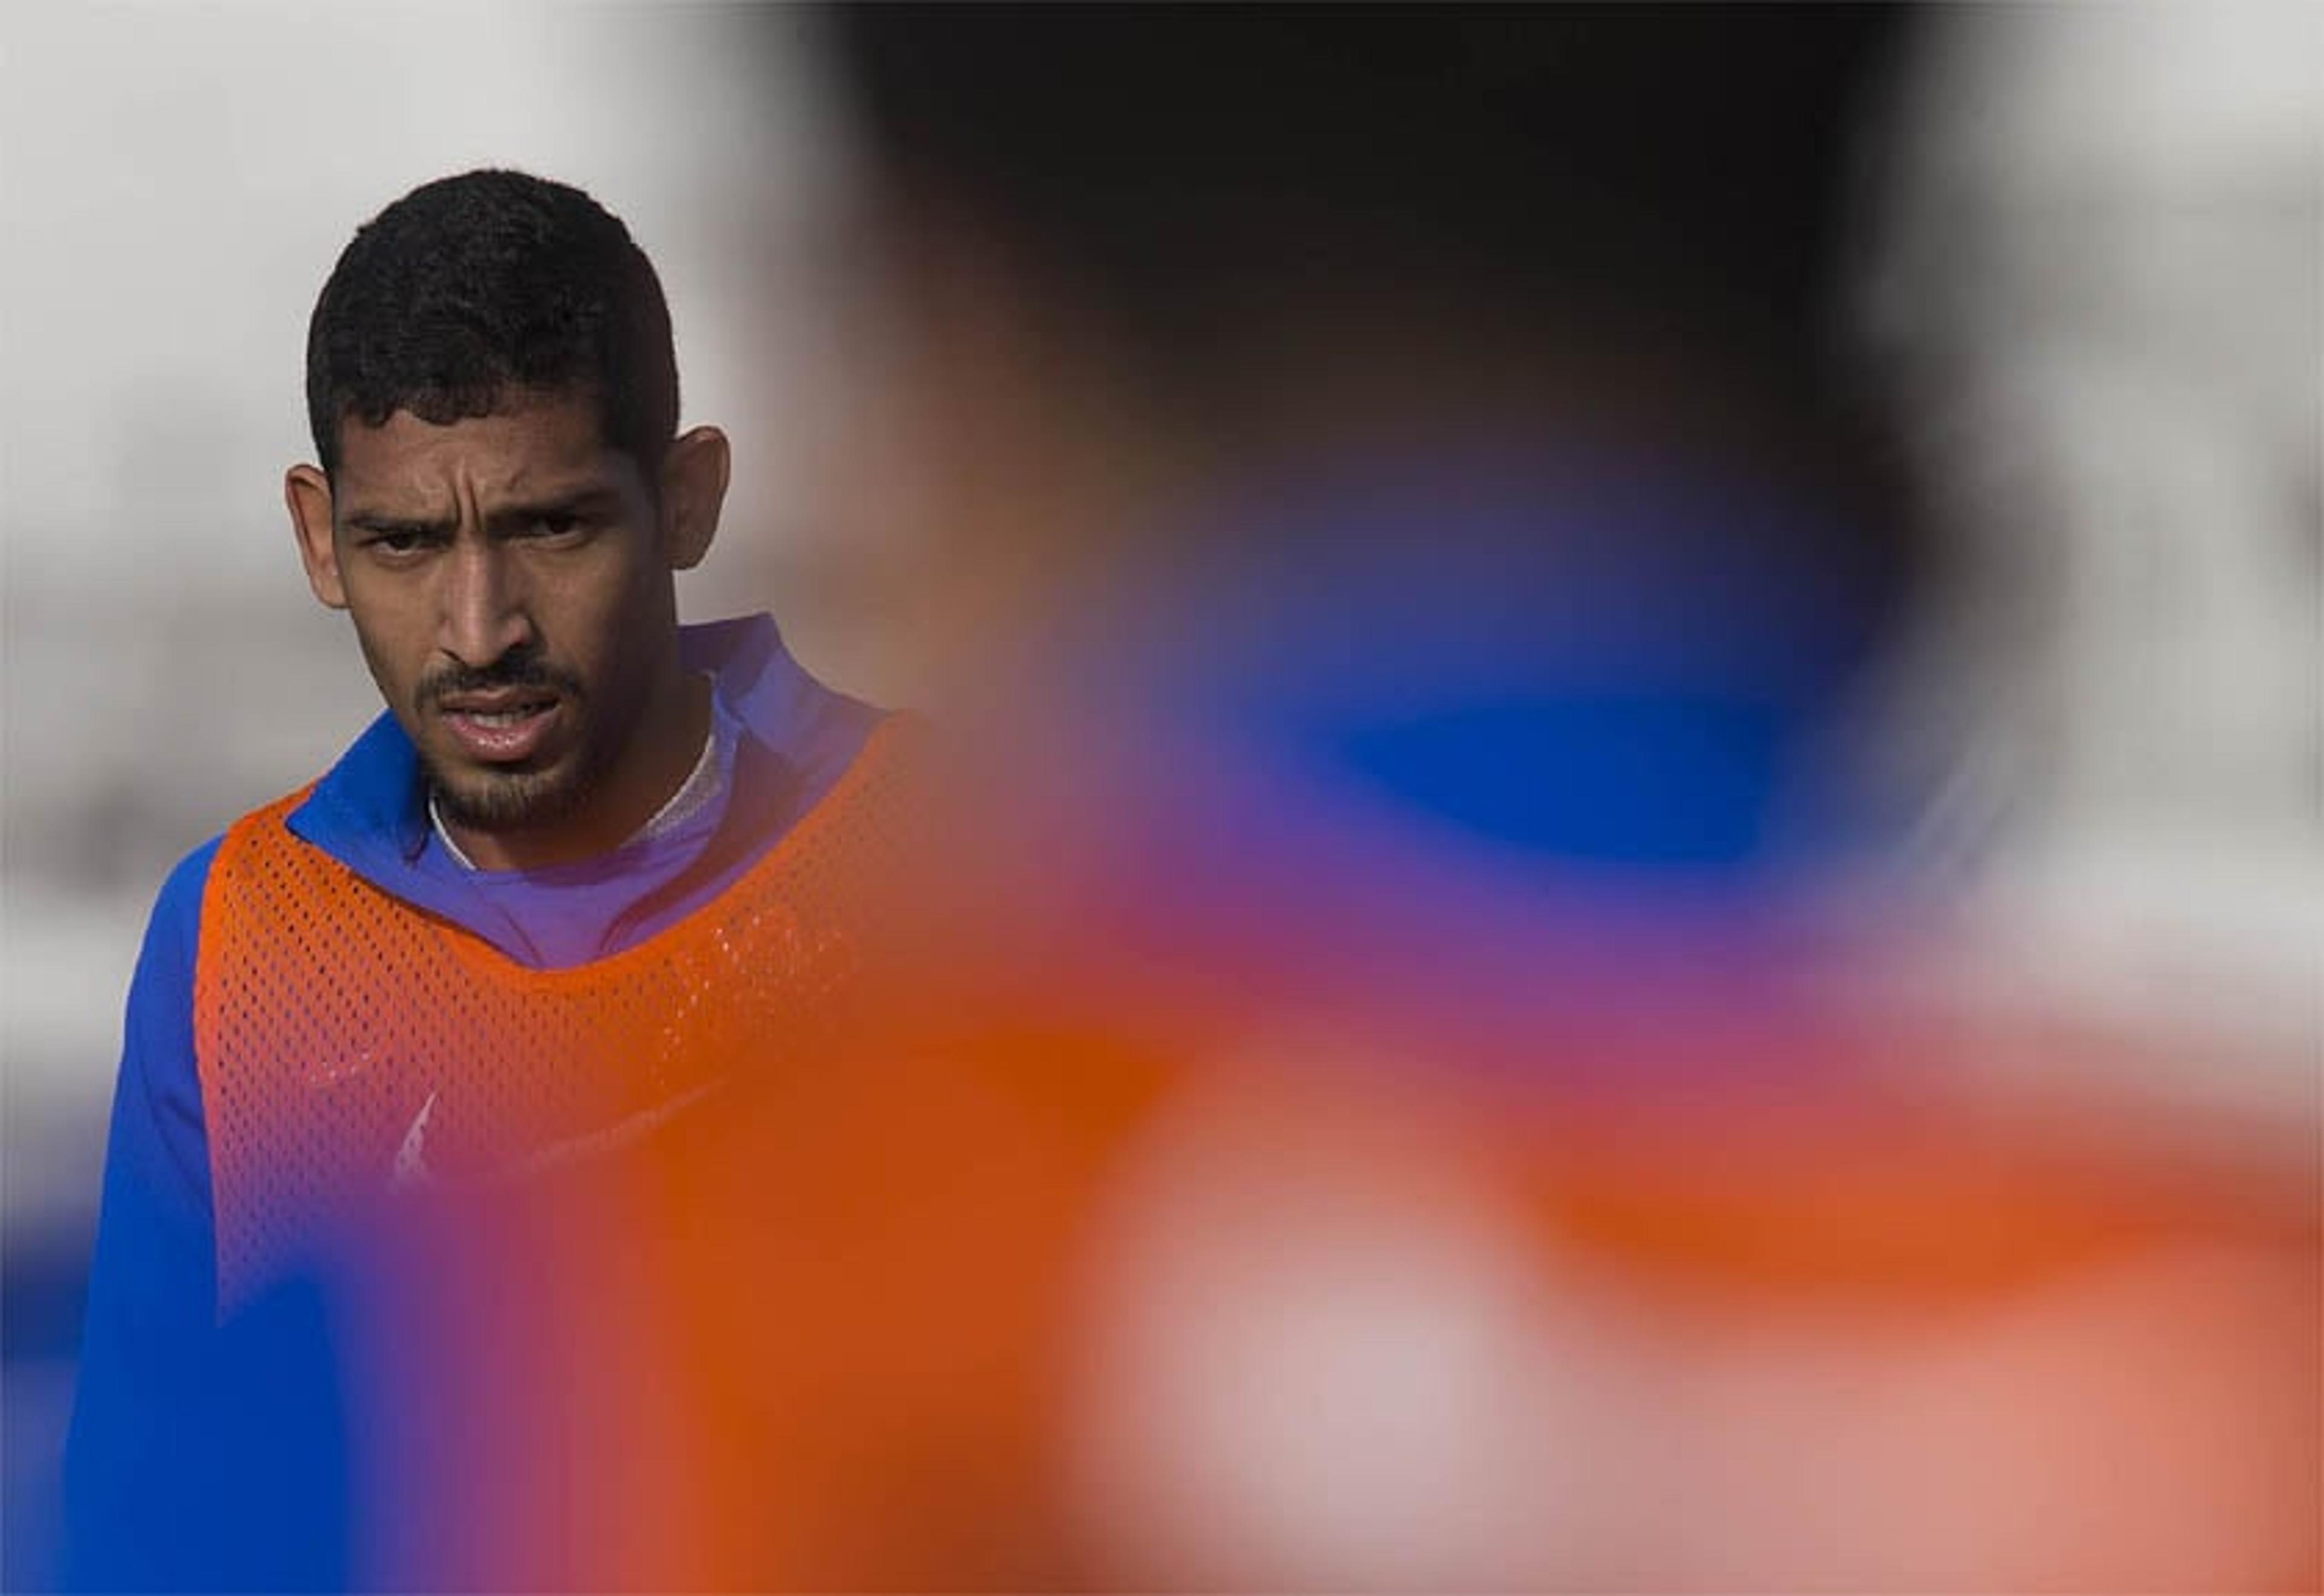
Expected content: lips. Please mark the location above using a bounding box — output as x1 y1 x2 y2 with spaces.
436 690 562 764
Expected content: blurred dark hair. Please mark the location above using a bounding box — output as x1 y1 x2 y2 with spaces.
304 169 678 476
819 3 1916 384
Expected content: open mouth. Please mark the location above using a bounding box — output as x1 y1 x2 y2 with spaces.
437 692 562 763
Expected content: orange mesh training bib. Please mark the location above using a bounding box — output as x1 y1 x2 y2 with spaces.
191 716 926 1316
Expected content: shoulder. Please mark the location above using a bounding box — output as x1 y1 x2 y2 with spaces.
114 836 226 1046
141 834 227 968
136 789 320 982
114 838 228 1161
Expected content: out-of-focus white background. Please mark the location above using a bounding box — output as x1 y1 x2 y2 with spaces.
1859 2 2322 1082
2 3 2317 1586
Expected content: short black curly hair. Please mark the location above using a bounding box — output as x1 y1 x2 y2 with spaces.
304 169 678 477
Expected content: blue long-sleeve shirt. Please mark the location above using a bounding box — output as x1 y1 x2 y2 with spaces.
63 614 879 1591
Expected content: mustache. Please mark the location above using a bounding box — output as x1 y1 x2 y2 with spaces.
418 649 584 709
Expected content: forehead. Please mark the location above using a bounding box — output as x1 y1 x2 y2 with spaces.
332 391 636 508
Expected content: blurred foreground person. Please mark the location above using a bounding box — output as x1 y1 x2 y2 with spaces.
366 8 2316 1590
62 169 904 1590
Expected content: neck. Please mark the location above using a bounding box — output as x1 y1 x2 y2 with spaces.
444 667 714 872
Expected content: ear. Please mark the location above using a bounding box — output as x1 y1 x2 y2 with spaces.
657 425 730 572
286 464 348 609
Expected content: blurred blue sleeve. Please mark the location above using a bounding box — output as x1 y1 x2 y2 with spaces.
61 838 350 1591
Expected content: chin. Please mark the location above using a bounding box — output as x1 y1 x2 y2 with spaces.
429 761 589 835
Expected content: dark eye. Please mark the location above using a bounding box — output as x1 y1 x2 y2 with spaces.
369 530 428 556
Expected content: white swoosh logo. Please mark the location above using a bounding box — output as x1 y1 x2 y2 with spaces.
390 1091 439 1190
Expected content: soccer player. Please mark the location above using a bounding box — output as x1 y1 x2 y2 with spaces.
62 168 908 1589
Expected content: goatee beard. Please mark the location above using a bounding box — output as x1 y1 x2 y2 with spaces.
423 756 600 835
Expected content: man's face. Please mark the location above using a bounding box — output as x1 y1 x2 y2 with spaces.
294 391 681 836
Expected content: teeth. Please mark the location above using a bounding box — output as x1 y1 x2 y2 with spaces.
462 707 543 726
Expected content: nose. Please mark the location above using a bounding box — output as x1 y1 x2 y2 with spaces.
436 537 534 668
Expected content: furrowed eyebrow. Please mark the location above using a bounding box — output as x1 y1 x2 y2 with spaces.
344 511 456 539
485 487 626 535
